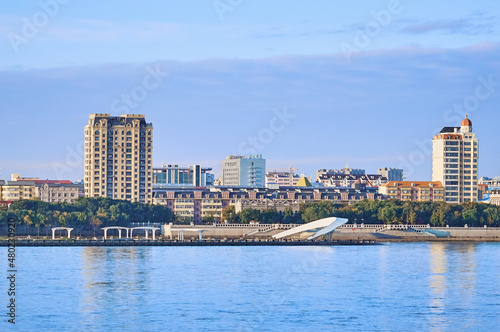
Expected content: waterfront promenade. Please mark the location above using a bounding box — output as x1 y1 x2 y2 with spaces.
0 238 377 247
3 224 500 246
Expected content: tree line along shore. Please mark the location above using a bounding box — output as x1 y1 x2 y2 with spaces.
0 198 499 237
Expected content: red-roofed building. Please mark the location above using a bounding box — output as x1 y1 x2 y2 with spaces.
379 181 445 202
3 174 79 203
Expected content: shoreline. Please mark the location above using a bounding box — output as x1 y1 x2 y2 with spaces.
1 239 378 247
2 236 500 247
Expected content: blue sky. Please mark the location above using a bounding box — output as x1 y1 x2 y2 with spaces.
1 0 499 181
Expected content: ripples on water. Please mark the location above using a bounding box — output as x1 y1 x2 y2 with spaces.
3 243 500 331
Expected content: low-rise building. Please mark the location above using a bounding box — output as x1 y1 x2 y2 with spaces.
0 181 37 201
36 183 79 203
479 176 500 189
379 181 445 202
153 185 384 223
490 190 500 206
265 170 300 188
1 175 80 203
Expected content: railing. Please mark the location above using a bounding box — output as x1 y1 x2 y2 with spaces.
338 224 431 232
129 222 163 227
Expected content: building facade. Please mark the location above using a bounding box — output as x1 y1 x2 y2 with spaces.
153 165 214 187
377 168 404 181
432 115 479 203
0 181 36 201
265 171 300 188
222 155 266 187
490 190 500 206
379 181 445 202
36 183 79 203
317 174 387 188
479 176 500 189
84 114 153 203
1 175 81 203
153 185 384 223
316 166 365 181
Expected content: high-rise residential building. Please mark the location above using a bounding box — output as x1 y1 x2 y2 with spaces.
432 115 479 203
377 168 404 181
222 155 266 187
153 164 215 187
84 114 153 204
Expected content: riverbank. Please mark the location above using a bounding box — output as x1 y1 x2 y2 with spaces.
0 239 378 247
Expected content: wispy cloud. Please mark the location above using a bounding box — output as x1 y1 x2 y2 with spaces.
402 19 469 34
400 14 499 35
1 43 500 180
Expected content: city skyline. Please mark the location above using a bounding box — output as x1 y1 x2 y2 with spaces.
1 1 499 181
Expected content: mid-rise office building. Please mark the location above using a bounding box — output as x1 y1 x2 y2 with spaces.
222 155 266 187
432 115 479 203
153 165 215 187
317 174 387 188
84 114 153 203
377 168 404 181
316 166 365 181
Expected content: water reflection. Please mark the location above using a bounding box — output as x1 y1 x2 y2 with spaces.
80 247 151 327
429 243 448 331
452 243 477 294
449 243 478 330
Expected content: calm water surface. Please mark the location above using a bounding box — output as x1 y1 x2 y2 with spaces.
2 243 500 331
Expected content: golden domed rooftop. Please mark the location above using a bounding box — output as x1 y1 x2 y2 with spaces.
461 114 472 127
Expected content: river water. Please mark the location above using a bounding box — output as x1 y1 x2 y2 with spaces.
2 242 500 331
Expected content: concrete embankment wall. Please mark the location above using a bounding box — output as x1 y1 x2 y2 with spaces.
165 225 500 241
165 225 285 239
432 227 500 238
334 227 500 241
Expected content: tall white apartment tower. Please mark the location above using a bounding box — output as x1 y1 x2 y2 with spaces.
84 114 153 204
432 115 479 203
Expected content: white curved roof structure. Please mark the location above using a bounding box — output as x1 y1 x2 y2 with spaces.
272 217 349 240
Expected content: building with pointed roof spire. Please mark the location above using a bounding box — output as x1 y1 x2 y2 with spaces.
432 114 479 203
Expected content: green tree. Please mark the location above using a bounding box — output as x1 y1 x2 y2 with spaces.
222 206 237 223
484 207 500 226
462 208 479 226
240 208 261 224
203 211 216 224
408 210 417 225
260 209 281 224
378 206 397 224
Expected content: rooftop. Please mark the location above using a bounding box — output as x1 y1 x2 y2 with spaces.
381 181 444 188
